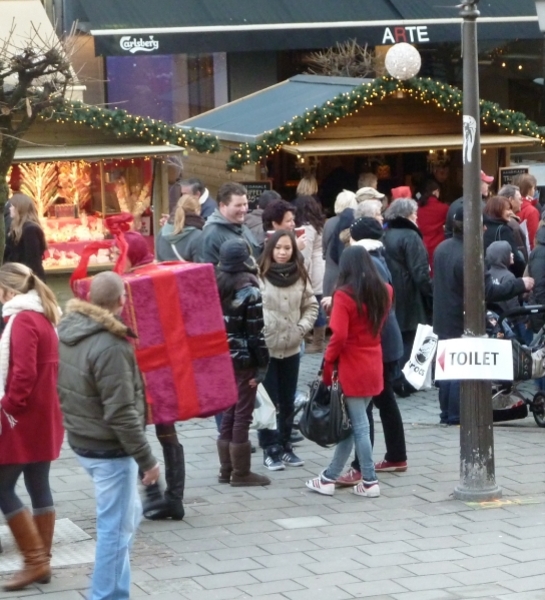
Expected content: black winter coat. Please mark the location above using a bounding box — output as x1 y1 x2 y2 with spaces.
369 248 404 363
4 222 46 281
433 234 527 339
222 272 269 376
528 227 545 331
483 215 526 278
383 217 433 333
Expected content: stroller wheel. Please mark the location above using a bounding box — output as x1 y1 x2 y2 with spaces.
531 392 545 428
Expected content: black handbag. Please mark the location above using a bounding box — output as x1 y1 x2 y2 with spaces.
298 362 352 448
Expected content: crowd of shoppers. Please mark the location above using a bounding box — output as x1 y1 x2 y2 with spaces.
2 169 544 596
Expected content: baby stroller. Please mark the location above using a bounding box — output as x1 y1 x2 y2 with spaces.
486 305 545 427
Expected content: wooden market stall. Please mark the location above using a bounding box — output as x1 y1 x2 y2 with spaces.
177 75 544 209
9 102 219 274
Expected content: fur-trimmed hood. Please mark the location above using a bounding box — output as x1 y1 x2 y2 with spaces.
58 298 132 346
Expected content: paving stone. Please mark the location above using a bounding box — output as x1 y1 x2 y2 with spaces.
192 571 260 590
236 579 304 597
391 574 461 592
248 564 315 583
447 566 514 585
445 583 517 598
391 590 459 600
283 586 355 600
340 578 409 597
272 516 330 529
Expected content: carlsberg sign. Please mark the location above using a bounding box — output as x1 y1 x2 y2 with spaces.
120 36 159 53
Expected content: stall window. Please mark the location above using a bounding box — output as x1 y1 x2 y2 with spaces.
105 53 228 122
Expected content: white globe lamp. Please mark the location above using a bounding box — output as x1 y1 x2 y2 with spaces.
384 43 422 80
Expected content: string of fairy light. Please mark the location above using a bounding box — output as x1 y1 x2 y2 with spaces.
43 101 220 154
226 76 545 172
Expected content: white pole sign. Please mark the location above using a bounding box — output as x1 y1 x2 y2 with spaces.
435 338 513 381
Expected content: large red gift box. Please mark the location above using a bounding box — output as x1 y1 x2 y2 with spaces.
73 262 238 424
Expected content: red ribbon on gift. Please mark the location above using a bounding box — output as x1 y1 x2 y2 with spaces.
130 266 230 421
69 212 134 292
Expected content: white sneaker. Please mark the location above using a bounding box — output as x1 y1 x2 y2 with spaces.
305 472 335 496
352 481 380 498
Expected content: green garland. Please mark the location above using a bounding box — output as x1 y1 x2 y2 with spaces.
226 76 545 171
44 101 220 154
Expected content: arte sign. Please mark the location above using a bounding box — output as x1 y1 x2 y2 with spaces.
120 36 160 53
382 26 430 44
435 338 513 381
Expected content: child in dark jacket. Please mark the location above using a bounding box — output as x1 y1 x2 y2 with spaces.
215 239 270 487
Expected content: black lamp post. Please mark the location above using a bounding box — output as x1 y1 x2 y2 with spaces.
453 0 502 502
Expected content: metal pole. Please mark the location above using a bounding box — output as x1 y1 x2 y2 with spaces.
454 0 501 501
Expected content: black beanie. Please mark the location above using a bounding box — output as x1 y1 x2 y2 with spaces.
218 238 256 273
350 217 384 242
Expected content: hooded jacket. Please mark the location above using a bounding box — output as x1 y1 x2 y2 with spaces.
485 241 521 316
482 214 526 278
433 232 526 339
220 271 269 375
383 217 433 332
57 299 156 472
156 221 203 262
200 209 261 264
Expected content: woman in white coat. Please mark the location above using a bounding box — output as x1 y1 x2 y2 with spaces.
257 230 318 471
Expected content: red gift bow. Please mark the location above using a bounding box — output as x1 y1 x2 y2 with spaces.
70 212 134 292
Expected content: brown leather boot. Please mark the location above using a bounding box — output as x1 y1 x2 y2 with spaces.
230 441 270 487
33 510 55 584
4 509 50 591
217 439 232 483
305 326 326 354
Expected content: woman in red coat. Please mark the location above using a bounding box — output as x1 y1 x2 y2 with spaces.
306 246 391 498
0 263 63 591
417 180 449 273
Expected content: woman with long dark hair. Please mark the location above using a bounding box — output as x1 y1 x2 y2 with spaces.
215 239 270 486
4 194 47 281
258 230 318 470
0 263 63 590
483 195 526 277
306 246 391 497
294 195 327 352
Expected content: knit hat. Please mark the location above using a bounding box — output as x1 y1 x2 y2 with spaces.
218 239 256 273
391 186 412 200
481 170 494 184
125 231 155 269
350 217 384 242
355 187 385 203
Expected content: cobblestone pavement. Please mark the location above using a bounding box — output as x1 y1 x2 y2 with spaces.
3 351 545 600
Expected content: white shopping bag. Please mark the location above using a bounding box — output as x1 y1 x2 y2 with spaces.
402 324 438 390
251 384 277 430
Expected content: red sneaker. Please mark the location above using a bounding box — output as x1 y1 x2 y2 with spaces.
374 460 407 472
336 467 362 486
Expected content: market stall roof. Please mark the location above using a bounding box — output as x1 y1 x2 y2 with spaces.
0 0 84 100
281 134 537 157
13 143 183 163
72 0 540 56
178 75 368 144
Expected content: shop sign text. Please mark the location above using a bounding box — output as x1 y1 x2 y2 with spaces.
120 36 160 54
382 26 430 44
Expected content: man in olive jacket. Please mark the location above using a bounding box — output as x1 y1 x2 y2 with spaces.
57 271 159 600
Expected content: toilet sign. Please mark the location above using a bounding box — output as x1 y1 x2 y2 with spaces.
435 338 513 381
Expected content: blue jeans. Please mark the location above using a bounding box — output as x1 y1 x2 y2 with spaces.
77 455 142 600
324 396 376 483
438 380 461 424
